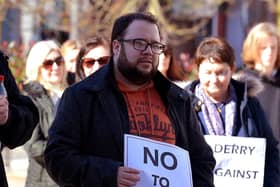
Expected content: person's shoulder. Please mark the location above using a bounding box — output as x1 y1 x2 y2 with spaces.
269 68 280 87
166 81 193 102
0 50 6 58
233 70 263 97
23 81 44 91
0 51 9 68
67 72 107 95
0 50 4 58
22 81 47 98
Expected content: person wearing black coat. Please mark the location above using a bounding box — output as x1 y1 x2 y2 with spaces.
44 12 215 187
0 51 39 187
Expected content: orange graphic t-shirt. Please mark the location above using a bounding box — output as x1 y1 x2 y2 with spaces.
118 81 175 144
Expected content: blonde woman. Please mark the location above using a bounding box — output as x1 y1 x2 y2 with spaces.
22 40 67 187
240 22 280 164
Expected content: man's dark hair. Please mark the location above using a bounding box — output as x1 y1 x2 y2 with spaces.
110 12 161 53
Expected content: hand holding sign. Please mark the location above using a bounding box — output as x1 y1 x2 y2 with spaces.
117 166 140 187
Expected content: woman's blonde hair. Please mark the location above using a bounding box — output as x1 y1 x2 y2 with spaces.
242 22 280 69
25 40 67 92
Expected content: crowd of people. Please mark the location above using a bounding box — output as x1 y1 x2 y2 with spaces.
0 11 279 187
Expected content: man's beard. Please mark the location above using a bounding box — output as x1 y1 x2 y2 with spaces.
117 48 157 85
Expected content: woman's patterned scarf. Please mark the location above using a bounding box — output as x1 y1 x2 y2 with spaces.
195 83 237 135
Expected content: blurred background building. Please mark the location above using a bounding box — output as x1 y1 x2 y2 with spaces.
1 1 278 59
0 0 278 82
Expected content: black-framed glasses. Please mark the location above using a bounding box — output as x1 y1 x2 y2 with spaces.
82 56 110 68
42 57 64 69
118 38 166 54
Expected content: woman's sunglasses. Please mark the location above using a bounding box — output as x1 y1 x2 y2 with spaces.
82 56 110 68
42 57 64 69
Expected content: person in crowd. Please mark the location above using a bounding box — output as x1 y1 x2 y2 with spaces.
75 35 110 81
240 22 280 158
22 40 67 187
185 37 279 187
158 43 172 78
0 51 39 187
169 41 197 82
44 12 215 187
61 39 81 85
158 40 197 88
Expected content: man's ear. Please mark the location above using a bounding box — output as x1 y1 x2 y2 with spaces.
112 40 121 56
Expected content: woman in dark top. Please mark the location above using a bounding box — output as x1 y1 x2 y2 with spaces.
185 37 279 187
240 22 280 161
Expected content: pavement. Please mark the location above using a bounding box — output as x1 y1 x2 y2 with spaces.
3 146 28 187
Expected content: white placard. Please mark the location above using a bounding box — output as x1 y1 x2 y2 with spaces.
124 134 193 187
204 135 266 187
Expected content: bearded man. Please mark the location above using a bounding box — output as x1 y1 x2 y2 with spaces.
44 12 215 187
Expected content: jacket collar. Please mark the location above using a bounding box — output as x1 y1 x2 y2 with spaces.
74 57 116 92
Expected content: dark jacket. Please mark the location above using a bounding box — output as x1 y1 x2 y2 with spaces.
237 68 280 160
0 51 39 187
45 60 215 187
186 78 280 187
